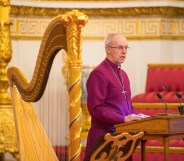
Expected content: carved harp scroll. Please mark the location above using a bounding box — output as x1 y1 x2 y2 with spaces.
7 10 88 161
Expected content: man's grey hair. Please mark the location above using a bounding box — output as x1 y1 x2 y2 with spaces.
104 33 122 47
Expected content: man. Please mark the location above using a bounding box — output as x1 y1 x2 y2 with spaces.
84 33 148 160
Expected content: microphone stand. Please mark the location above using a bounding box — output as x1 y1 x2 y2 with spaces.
156 93 168 116
160 84 184 115
176 93 184 115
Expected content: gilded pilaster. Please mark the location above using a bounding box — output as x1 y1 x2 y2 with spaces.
0 0 11 105
0 0 18 160
62 10 88 161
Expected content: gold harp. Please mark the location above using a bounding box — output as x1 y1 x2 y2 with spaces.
7 10 88 161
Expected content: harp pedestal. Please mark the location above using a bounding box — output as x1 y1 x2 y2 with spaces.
0 105 19 161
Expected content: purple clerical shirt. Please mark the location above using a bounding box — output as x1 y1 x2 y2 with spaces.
85 58 136 158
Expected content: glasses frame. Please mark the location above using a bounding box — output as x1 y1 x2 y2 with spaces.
108 45 130 51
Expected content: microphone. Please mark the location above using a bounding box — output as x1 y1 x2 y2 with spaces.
175 93 184 113
161 84 184 103
176 93 182 106
176 93 184 101
161 84 168 89
157 93 168 115
176 93 184 115
160 84 184 115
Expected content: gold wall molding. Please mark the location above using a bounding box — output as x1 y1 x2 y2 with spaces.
83 18 184 40
10 17 49 39
10 6 184 40
10 17 184 40
10 6 184 18
19 0 184 2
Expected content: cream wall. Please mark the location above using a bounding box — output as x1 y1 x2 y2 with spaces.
82 40 184 96
12 39 184 99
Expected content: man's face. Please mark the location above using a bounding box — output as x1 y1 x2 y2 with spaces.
106 35 129 65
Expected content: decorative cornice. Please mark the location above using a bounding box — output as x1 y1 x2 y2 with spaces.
9 6 184 40
10 17 184 40
27 0 136 1
10 6 184 18
19 0 184 1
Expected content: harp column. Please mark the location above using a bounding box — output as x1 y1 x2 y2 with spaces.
0 0 18 160
63 10 88 161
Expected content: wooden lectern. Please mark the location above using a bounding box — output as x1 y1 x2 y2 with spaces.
115 113 184 161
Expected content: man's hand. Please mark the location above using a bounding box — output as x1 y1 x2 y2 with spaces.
124 113 149 122
138 113 150 118
124 114 142 122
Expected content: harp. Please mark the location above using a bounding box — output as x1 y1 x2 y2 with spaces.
7 10 88 161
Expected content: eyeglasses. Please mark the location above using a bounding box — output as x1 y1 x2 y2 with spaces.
108 45 130 51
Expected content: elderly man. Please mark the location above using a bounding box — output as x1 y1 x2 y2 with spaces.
84 33 148 161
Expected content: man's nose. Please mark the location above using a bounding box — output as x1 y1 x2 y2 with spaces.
121 49 127 54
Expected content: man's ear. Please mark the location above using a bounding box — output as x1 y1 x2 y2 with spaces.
106 47 110 53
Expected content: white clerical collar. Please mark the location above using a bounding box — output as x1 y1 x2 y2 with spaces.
118 65 121 70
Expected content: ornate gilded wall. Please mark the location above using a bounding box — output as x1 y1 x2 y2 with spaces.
10 5 184 40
